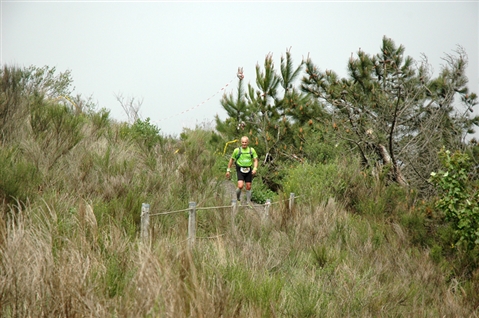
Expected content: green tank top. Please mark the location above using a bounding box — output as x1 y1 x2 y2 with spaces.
232 147 257 167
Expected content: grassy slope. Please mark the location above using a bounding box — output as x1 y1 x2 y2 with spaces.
0 116 478 317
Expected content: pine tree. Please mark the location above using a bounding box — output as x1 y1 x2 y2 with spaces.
216 49 330 190
301 36 478 193
216 49 327 163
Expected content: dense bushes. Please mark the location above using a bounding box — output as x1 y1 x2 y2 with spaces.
429 148 479 251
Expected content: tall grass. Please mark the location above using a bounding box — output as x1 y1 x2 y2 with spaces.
1 195 475 317
0 85 478 316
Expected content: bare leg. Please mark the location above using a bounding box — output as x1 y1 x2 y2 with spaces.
236 180 244 201
246 182 252 203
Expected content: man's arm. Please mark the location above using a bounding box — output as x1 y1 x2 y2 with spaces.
226 157 235 178
227 158 234 170
252 157 258 175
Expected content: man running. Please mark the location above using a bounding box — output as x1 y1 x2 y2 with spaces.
226 136 259 205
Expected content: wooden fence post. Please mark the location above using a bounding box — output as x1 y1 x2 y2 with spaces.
141 203 150 242
231 199 237 234
264 199 271 221
289 193 295 212
188 202 196 248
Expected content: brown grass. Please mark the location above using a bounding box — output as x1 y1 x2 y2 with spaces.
1 193 477 317
0 108 477 316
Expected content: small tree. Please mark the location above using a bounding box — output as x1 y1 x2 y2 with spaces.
115 93 143 124
1 65 81 144
301 36 478 193
215 69 249 138
216 49 329 190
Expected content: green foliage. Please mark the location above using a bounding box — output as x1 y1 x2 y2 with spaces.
325 157 414 217
400 210 429 246
3 50 479 316
429 148 479 251
22 65 74 98
1 65 86 144
282 161 342 205
287 281 325 317
29 98 85 169
128 117 163 151
89 107 111 137
302 128 342 163
177 128 218 193
310 245 328 268
0 146 42 203
356 181 410 217
216 49 328 181
90 179 145 235
302 37 478 192
222 263 283 313
101 243 135 299
0 65 28 144
429 244 444 264
251 178 277 204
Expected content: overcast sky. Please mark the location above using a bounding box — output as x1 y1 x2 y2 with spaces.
2 1 478 137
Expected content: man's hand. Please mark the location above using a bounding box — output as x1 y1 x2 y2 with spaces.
226 170 231 179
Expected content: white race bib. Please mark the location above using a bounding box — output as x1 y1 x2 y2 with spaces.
240 167 251 173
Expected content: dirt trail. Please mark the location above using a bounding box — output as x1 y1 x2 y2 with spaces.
220 180 238 201
220 180 265 212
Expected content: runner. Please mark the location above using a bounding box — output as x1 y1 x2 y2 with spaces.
225 136 259 205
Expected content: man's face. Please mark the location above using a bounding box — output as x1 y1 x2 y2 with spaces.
241 138 248 148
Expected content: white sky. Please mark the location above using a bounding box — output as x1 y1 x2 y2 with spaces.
2 1 478 137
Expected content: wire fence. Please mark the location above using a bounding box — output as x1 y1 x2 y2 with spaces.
140 193 299 247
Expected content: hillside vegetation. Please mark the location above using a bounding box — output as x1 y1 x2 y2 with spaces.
1 38 479 317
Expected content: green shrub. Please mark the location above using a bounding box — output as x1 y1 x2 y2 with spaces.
302 129 342 164
356 182 410 217
429 244 443 264
429 148 479 251
119 117 162 151
282 161 340 205
130 117 163 151
251 184 276 204
176 128 218 193
0 147 42 203
0 66 29 144
29 99 85 169
89 107 111 137
400 210 429 246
